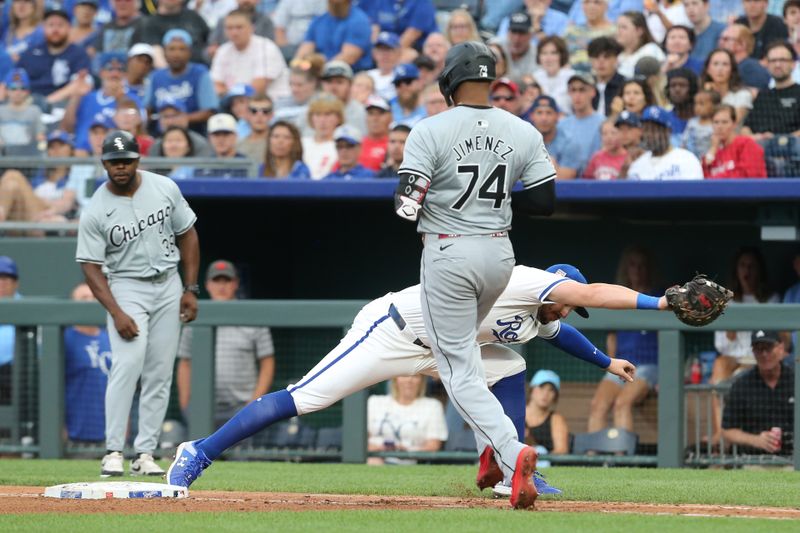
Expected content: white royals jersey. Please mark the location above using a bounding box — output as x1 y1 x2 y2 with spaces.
391 266 571 346
76 170 197 278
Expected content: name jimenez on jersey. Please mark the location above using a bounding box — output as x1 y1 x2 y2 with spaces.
451 133 515 162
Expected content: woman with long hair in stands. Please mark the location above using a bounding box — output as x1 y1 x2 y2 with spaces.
616 11 666 79
610 78 656 116
709 247 780 445
445 9 480 45
262 120 311 179
702 104 766 179
587 245 660 434
2 0 43 61
157 126 196 180
700 48 753 126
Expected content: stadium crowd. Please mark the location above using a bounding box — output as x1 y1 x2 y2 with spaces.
2 0 800 223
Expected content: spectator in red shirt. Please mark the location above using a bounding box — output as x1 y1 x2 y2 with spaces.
702 104 766 179
583 119 628 180
358 95 392 171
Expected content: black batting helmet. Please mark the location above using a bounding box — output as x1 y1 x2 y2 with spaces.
438 41 496 106
101 130 140 161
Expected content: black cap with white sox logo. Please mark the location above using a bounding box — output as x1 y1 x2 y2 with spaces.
101 130 140 161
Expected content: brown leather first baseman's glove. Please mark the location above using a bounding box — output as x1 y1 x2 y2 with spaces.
665 275 734 327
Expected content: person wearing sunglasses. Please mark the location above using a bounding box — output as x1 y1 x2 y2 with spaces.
490 77 523 116
389 63 426 128
238 95 274 165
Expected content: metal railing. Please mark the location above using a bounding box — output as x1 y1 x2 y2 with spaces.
0 300 797 469
0 156 260 178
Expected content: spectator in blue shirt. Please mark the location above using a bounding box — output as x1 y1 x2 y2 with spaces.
145 29 218 135
568 0 643 26
389 63 426 127
558 72 605 175
527 94 581 179
325 124 375 179
685 0 726 62
64 282 113 444
362 0 437 54
496 0 569 44
0 256 20 405
61 52 142 153
1 0 45 61
17 9 91 101
294 0 372 72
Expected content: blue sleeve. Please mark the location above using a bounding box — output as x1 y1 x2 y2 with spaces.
610 0 644 21
561 140 583 171
74 47 91 73
303 15 320 43
408 0 436 33
196 69 220 111
545 322 612 369
143 75 154 109
344 9 373 50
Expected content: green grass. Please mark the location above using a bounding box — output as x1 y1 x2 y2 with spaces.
1 459 800 508
0 510 798 533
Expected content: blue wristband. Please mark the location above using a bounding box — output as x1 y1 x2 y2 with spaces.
636 294 661 310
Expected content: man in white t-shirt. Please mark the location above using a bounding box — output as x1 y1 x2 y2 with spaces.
367 32 401 102
210 9 290 101
627 106 704 180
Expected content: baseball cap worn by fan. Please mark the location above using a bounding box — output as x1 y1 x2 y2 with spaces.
4 68 30 89
545 263 589 318
128 43 156 61
491 77 519 96
208 113 237 134
375 31 400 49
322 60 354 80
509 11 533 33
334 125 362 145
163 28 193 47
531 94 560 113
47 130 74 147
530 369 561 392
0 256 18 279
206 260 237 282
568 71 596 87
365 94 391 112
615 110 641 128
393 63 420 85
751 330 782 346
641 106 671 129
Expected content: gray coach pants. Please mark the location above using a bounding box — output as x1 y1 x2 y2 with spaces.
420 233 525 479
105 271 181 454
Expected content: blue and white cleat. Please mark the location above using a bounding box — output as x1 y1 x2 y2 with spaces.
166 440 212 488
492 471 563 498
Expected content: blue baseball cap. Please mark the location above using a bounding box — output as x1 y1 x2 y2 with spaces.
545 263 589 318
157 99 187 113
89 115 115 129
530 94 559 114
0 256 18 278
4 68 30 89
99 52 127 70
393 63 420 84
163 28 193 47
530 369 561 392
376 31 400 49
641 106 671 129
615 110 641 128
226 83 254 99
47 130 74 147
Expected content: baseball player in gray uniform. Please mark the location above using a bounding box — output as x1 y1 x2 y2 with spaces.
76 130 200 477
394 41 556 509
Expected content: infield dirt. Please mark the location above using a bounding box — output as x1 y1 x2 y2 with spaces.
1 486 799 519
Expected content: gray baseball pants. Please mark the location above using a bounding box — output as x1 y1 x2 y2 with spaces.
105 271 181 454
419 233 525 479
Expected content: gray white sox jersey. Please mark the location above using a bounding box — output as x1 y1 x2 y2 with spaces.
399 106 556 235
75 171 197 277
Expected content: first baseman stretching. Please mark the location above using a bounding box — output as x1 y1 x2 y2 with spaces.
166 261 672 494
76 130 200 477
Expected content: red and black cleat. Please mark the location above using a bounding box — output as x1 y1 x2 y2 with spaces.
476 446 504 490
510 446 538 510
